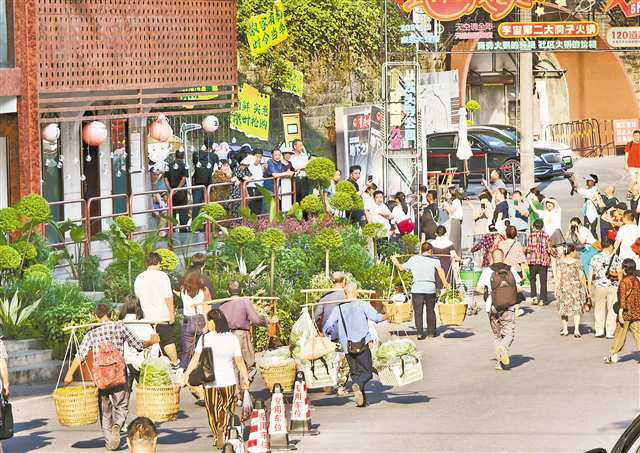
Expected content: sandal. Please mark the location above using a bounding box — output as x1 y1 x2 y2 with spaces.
560 330 569 336
574 333 582 338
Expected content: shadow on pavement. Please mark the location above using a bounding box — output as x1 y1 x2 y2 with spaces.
510 355 535 368
618 352 640 363
71 437 105 449
158 427 200 445
3 419 52 453
442 327 475 339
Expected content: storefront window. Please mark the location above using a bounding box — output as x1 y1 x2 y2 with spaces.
0 0 14 68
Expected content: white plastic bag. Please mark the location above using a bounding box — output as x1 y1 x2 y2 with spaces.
241 390 253 421
300 335 336 361
289 309 317 359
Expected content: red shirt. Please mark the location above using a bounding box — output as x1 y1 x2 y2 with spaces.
626 141 640 168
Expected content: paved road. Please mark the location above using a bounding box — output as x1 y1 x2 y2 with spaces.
4 156 637 453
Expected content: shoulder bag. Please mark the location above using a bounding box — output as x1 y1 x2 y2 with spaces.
188 334 215 386
338 305 367 355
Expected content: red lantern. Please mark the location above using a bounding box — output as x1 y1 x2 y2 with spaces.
148 115 173 142
82 121 108 146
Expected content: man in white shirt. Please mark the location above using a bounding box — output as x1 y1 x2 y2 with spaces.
476 249 522 371
246 150 265 215
573 174 601 237
134 252 179 369
367 190 393 236
615 210 640 261
289 139 310 203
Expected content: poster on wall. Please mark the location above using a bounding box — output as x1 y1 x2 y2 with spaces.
246 0 289 57
230 84 271 141
346 111 371 182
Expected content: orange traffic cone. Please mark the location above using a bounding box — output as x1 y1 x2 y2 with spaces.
247 400 270 453
269 384 296 450
289 371 319 436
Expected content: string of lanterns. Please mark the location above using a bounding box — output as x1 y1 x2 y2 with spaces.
41 113 222 182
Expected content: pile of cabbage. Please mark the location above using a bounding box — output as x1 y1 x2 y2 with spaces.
257 346 295 369
139 357 173 386
374 339 418 366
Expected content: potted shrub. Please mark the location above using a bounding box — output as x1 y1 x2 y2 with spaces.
313 228 343 278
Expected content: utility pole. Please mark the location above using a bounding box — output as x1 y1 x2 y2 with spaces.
519 8 535 190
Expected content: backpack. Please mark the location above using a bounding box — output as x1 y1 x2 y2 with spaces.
192 153 216 185
489 263 518 310
92 340 127 390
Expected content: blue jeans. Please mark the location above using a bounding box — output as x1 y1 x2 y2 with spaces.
180 315 205 369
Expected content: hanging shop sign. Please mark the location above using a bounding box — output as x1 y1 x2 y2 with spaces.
398 0 543 21
179 86 219 102
605 0 640 17
282 68 304 97
455 23 493 40
613 119 640 146
247 0 289 57
476 39 597 50
606 27 640 47
498 21 599 38
230 84 271 141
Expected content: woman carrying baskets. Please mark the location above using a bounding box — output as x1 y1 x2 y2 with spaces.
184 309 250 449
63 304 160 451
391 242 450 339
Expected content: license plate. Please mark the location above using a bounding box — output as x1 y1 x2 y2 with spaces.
553 164 561 171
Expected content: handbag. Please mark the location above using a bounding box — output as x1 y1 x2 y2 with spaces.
338 305 367 355
0 396 13 440
605 248 621 282
188 335 215 387
397 218 414 234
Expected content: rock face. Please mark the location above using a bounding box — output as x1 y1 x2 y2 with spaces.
5 339 61 385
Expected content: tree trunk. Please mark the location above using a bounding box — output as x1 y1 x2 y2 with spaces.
325 249 330 278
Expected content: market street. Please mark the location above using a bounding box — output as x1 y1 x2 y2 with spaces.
3 155 637 453
4 298 637 453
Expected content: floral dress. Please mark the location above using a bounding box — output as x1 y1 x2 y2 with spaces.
556 258 586 316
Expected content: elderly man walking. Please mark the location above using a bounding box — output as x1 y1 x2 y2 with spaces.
476 249 522 371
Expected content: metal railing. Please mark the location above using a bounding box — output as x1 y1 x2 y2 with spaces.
544 119 616 157
46 175 300 261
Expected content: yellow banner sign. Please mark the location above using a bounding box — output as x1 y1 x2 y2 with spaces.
282 68 303 97
247 0 289 57
231 84 270 141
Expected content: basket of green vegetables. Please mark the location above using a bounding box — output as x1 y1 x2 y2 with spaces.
374 339 423 387
135 358 180 422
437 288 467 326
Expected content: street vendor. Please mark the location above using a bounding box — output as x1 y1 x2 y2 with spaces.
218 281 278 386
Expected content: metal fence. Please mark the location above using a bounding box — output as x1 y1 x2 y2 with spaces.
544 119 616 157
47 176 300 260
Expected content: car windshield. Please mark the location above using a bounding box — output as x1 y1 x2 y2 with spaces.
473 130 516 147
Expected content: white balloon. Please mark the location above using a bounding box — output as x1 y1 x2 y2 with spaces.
202 115 219 133
42 123 60 143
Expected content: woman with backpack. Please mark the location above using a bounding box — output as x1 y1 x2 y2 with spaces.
605 259 640 364
179 270 211 370
184 309 250 448
555 244 591 338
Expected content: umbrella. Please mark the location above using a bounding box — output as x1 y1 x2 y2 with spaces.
456 107 472 161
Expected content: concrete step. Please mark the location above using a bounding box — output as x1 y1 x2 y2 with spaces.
9 360 63 385
8 349 53 368
4 339 40 354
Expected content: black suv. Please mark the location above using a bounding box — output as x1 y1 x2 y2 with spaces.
426 128 568 184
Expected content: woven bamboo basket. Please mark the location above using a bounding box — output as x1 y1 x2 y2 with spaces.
259 361 297 392
437 303 468 326
134 384 181 422
53 385 99 426
384 302 412 324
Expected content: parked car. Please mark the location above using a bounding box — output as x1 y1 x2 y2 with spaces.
426 128 568 185
482 124 574 168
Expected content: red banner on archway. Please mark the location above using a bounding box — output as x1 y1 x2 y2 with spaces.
397 0 544 21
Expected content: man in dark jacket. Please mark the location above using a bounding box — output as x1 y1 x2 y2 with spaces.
164 150 189 233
